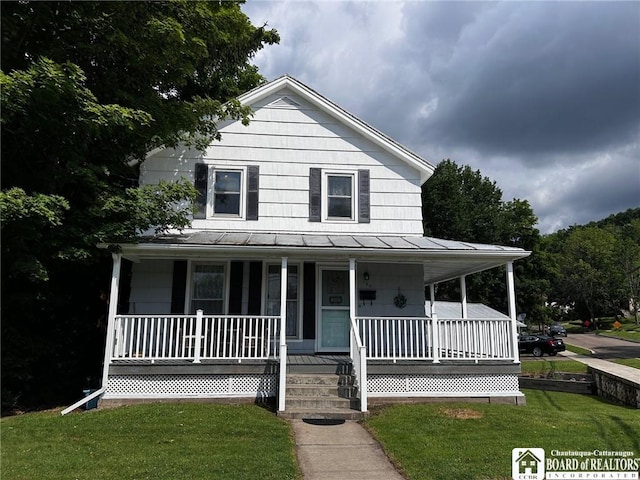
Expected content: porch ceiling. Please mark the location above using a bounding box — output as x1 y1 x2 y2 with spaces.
112 232 530 285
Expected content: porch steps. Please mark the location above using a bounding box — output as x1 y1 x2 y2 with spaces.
279 372 365 420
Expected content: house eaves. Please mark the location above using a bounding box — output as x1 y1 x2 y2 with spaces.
237 75 435 185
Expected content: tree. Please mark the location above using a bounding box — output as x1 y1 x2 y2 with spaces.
618 220 640 324
422 159 543 318
1 1 279 412
542 211 640 324
551 227 626 322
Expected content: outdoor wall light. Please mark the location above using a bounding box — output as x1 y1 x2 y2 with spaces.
363 272 370 282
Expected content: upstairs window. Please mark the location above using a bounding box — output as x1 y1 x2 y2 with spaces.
194 164 259 220
327 174 354 219
214 170 241 215
309 168 369 223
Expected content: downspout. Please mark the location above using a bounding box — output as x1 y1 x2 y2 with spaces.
61 253 122 415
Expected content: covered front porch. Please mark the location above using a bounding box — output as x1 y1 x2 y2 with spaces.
84 235 528 412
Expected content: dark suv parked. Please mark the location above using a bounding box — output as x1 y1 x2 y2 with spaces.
518 334 566 357
549 323 568 337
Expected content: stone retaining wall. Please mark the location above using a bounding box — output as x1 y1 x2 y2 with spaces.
590 367 640 408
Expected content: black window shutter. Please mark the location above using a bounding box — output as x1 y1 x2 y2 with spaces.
228 261 244 314
246 166 259 220
303 262 316 339
309 168 321 222
358 169 370 223
170 260 188 314
194 163 208 219
247 261 263 315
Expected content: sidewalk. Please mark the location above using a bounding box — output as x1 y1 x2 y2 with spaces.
291 419 405 480
560 350 640 382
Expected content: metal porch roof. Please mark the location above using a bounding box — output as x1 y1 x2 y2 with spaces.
118 232 530 285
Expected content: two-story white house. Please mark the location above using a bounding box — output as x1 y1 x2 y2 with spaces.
75 76 530 418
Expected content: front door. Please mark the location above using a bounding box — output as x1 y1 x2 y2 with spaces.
318 268 350 352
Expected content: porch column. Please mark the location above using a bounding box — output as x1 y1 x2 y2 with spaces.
349 259 356 328
506 261 520 363
460 275 468 319
101 253 122 387
278 257 288 412
429 283 440 363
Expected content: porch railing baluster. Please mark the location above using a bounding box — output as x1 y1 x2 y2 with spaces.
353 316 514 362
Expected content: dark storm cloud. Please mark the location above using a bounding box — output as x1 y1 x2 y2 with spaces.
243 1 639 233
408 2 640 158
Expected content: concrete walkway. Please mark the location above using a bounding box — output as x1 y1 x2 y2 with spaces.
560 350 640 382
291 419 405 480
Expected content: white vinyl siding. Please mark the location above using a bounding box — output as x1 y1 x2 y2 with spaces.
128 260 174 314
140 89 424 235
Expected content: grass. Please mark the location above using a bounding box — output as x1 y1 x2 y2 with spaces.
612 358 640 369
365 390 640 480
564 343 593 355
1 403 301 480
599 329 640 342
519 359 589 376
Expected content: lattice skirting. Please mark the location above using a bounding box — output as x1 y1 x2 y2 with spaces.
367 373 520 397
104 374 277 399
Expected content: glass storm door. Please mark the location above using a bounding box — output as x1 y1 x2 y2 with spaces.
318 268 350 352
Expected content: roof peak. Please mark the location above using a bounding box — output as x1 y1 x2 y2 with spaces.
240 75 435 184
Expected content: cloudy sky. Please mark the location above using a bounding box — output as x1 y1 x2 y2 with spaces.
242 1 639 233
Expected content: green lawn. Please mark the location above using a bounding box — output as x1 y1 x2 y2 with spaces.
365 390 640 480
565 343 593 355
1 403 301 480
613 358 640 369
520 359 589 375
599 330 640 342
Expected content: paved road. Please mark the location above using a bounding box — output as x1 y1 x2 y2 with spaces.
562 332 640 359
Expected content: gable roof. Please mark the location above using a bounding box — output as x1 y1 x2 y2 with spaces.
237 75 435 185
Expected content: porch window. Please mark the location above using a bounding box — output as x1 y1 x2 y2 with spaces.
266 264 299 337
191 264 225 314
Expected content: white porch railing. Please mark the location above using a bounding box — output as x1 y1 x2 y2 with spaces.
356 316 516 362
111 312 280 362
438 317 515 361
357 317 433 361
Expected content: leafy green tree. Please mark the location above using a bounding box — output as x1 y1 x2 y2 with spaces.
618 219 640 324
1 1 278 412
550 227 627 322
422 159 543 318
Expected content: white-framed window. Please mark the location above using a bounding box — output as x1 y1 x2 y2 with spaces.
324 171 356 221
212 168 244 217
265 263 301 338
189 263 226 314
195 164 256 220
